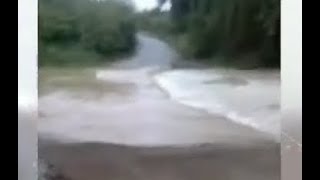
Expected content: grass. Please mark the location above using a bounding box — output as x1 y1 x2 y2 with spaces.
40 45 102 67
39 67 135 98
39 44 136 67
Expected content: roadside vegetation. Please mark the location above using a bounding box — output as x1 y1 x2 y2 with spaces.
137 0 280 68
39 0 136 66
39 0 280 69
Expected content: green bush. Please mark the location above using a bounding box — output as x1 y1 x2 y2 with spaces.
39 0 136 66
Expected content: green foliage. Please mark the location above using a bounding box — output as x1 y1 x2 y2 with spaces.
142 0 280 68
39 44 103 67
39 0 136 66
136 10 174 37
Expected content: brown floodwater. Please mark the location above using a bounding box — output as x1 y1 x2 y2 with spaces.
38 34 281 180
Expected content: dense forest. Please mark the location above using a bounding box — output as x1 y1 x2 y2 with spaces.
39 0 280 68
39 0 136 66
138 0 280 68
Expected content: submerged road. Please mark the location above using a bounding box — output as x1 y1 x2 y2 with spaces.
38 33 281 180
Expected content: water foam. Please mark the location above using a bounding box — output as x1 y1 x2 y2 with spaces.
154 69 280 140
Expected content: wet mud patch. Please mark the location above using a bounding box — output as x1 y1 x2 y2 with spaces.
39 158 72 180
39 68 136 98
203 77 248 86
38 140 280 180
266 104 280 110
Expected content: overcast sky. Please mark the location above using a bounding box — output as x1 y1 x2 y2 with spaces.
132 0 156 10
132 0 171 11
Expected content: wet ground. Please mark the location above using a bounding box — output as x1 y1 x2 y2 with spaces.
38 34 281 180
39 139 280 180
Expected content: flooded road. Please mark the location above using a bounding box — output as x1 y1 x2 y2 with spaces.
39 34 280 180
39 34 280 145
155 69 280 138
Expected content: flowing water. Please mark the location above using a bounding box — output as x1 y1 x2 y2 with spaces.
39 33 280 145
36 33 281 180
155 69 280 137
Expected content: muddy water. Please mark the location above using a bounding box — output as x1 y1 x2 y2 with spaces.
39 34 280 145
155 69 280 138
38 34 281 180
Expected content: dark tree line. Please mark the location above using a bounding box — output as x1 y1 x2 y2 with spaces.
155 0 280 67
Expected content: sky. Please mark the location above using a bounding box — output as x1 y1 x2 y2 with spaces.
132 0 171 11
132 0 157 11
